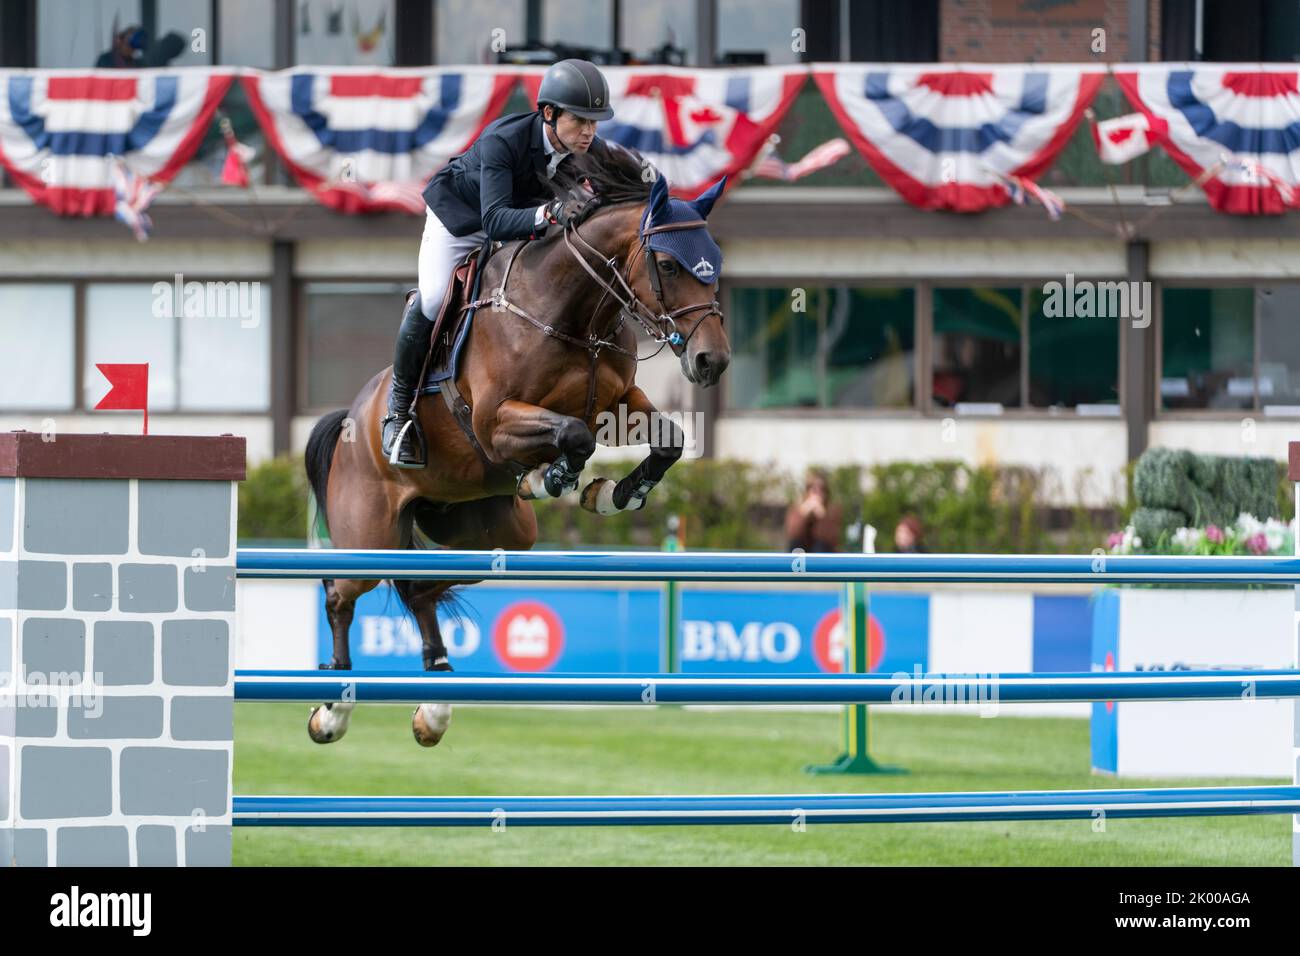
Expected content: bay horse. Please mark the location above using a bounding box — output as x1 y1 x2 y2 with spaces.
303 147 731 747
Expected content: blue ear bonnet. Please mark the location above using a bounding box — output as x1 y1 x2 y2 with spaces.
640 175 725 285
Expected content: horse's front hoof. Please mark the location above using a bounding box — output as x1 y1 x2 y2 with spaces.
412 703 453 747
308 702 354 744
579 478 619 515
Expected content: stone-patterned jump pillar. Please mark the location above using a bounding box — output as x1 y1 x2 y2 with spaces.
1 432 245 866
1292 441 1300 868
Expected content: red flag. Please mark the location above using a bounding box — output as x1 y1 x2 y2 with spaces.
94 363 150 434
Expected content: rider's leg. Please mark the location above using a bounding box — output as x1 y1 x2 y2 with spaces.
382 210 484 469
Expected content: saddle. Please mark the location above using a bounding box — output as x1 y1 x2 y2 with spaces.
420 236 497 394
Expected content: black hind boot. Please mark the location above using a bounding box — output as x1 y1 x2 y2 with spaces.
380 293 434 469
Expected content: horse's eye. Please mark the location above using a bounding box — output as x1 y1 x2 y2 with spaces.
658 259 678 276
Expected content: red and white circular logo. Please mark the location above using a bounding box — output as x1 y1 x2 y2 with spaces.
492 601 564 672
812 609 885 674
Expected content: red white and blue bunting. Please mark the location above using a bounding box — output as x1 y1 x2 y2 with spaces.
1114 65 1300 215
814 65 1102 212
0 69 232 216
522 66 806 200
242 67 517 214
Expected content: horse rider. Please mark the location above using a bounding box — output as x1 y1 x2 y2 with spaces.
380 58 615 469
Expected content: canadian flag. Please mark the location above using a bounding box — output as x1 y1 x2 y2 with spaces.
1092 112 1168 165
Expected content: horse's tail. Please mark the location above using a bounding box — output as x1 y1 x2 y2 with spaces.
304 408 348 535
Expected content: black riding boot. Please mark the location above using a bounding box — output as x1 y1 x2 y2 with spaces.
380 293 434 469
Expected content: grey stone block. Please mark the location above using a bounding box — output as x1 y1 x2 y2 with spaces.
14 828 48 866
184 566 235 612
185 824 232 867
22 617 85 679
0 561 13 608
56 826 130 866
93 621 154 686
15 699 57 737
17 561 67 610
0 742 7 817
171 697 233 741
20 746 112 819
161 620 229 687
136 825 178 866
119 747 229 816
0 616 10 685
0 477 13 551
24 478 128 555
118 564 178 613
67 696 163 740
138 481 232 559
72 562 113 611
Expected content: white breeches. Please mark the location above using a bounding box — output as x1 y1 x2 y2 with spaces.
416 208 487 320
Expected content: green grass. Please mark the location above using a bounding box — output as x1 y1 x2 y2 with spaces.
234 704 1291 866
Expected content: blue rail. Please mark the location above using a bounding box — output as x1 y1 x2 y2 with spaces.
233 786 1300 827
234 548 1300 584
234 669 1300 704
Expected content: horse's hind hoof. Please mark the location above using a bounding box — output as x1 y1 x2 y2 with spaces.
412 703 453 747
308 702 353 744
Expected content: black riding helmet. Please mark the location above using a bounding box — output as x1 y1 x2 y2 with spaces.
536 58 614 122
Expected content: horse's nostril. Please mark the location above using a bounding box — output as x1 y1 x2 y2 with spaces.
695 354 712 377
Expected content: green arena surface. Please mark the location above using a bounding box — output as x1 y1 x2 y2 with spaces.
233 703 1291 866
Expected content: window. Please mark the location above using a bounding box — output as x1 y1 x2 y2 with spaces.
84 282 270 413
297 0 395 66
1027 288 1119 411
544 0 613 53
0 285 75 410
219 0 276 67
726 284 915 410
38 0 141 67
620 0 695 65
156 0 212 66
1258 285 1300 412
437 0 524 64
304 282 410 408
1160 288 1254 411
932 287 1022 410
717 0 800 65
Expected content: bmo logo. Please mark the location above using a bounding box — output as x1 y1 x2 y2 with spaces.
811 609 885 673
681 620 801 663
360 614 481 658
493 601 564 671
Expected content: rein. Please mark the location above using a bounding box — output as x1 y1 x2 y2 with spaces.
460 205 724 422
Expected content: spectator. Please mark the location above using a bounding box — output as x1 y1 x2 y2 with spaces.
95 26 146 68
895 514 927 553
785 468 844 553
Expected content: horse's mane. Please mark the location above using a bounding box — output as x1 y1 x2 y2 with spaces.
548 140 657 207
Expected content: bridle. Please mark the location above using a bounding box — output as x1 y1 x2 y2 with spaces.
461 201 725 421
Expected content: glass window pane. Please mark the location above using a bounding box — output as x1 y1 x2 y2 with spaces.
305 282 409 408
178 282 271 411
544 0 612 52
1258 285 1300 409
717 0 800 65
726 286 820 409
218 0 275 67
824 287 915 408
1027 288 1119 409
0 285 75 410
1160 288 1254 410
156 0 211 66
39 0 141 67
619 0 695 65
932 287 1022 408
85 284 177 412
437 0 525 64
296 0 394 66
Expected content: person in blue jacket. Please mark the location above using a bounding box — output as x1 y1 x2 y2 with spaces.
381 58 615 469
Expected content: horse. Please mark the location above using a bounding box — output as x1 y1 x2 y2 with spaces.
302 146 731 747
